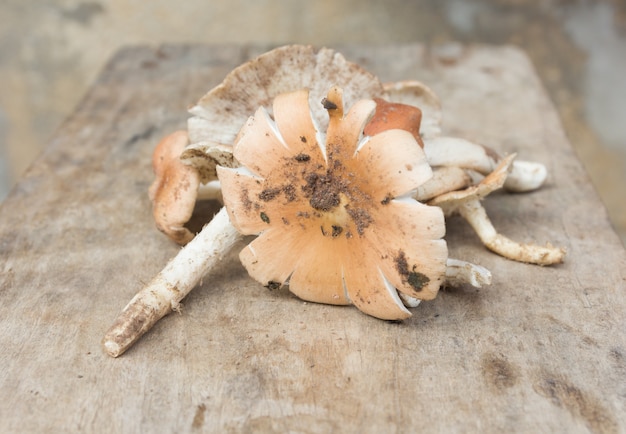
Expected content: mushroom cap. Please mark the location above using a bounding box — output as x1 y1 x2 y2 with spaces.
187 45 386 146
148 130 199 245
383 80 442 139
217 87 448 321
364 98 425 147
179 142 238 184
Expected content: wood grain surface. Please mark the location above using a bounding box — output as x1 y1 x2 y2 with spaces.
0 44 624 433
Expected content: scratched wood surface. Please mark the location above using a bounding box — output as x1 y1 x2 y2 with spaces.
0 44 625 433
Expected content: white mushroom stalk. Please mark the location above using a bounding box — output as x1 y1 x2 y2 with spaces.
457 199 564 265
103 207 239 357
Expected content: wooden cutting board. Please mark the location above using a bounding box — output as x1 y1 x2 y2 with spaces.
0 44 624 433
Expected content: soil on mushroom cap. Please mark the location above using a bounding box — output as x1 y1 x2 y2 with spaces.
294 153 310 162
258 184 297 203
394 250 430 291
302 172 343 211
346 207 373 235
251 144 377 239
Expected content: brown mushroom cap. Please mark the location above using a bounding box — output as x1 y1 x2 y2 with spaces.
383 80 442 139
148 130 199 245
364 98 425 147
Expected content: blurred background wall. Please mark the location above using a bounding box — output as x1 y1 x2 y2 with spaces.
0 0 624 244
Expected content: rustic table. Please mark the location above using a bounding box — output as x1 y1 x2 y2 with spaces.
1 44 624 433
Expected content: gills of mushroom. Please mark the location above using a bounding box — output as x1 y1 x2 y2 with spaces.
428 154 566 265
217 86 450 320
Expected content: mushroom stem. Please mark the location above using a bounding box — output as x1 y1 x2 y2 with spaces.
445 258 492 287
457 198 566 265
423 137 548 192
414 166 473 202
103 207 241 357
424 137 497 174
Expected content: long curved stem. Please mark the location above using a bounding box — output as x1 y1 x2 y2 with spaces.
103 207 242 357
458 198 565 265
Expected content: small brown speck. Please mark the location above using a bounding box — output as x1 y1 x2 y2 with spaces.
259 187 281 202
283 184 297 201
322 98 338 110
331 225 343 238
266 281 281 290
295 153 311 162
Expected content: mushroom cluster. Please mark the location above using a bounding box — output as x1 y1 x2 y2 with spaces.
103 45 565 357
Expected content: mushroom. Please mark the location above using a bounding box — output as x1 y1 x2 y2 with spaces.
363 97 425 146
148 130 200 245
382 80 442 139
103 45 563 357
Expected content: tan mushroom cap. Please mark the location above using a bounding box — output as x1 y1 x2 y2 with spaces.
217 87 448 321
152 45 389 245
148 130 199 245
